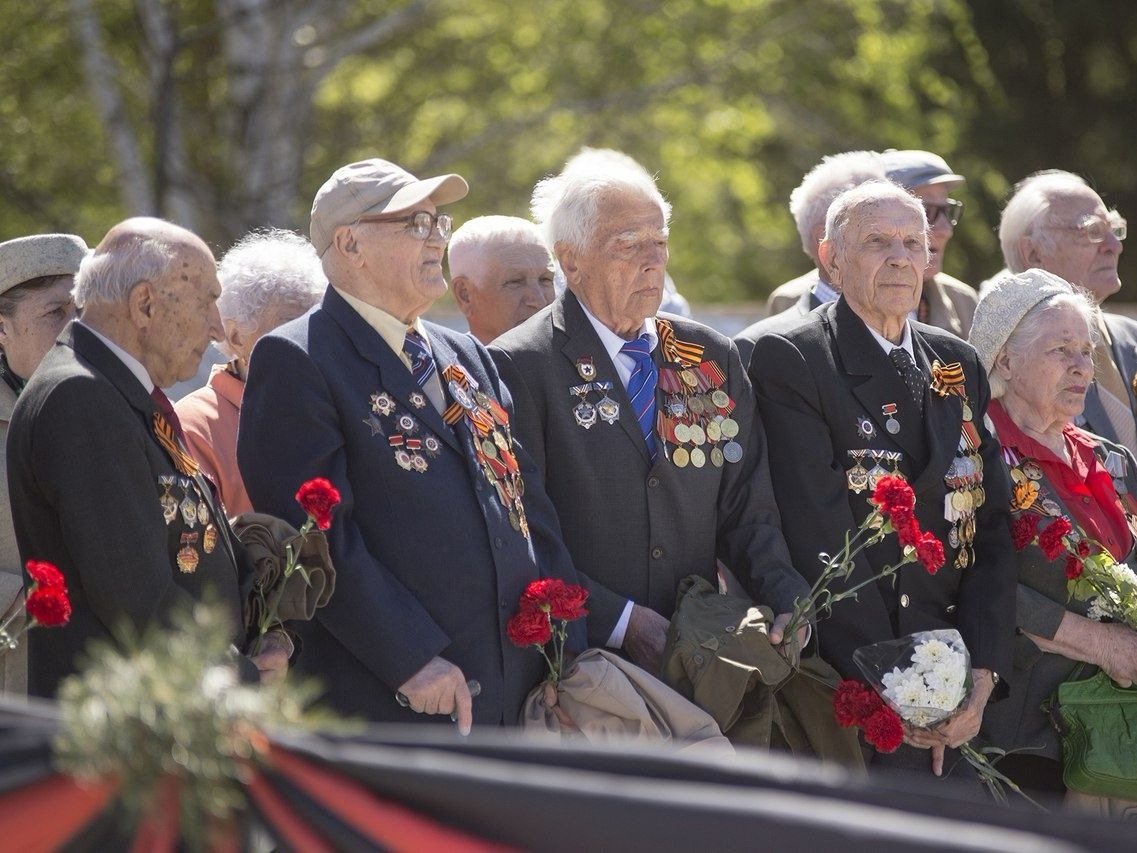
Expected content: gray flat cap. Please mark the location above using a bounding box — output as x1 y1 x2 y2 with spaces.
0 234 89 297
882 149 965 189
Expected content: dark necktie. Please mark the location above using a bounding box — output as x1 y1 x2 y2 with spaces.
151 386 187 444
890 347 925 413
621 334 658 462
402 328 437 388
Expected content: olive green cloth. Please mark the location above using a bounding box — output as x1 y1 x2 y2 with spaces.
662 575 864 770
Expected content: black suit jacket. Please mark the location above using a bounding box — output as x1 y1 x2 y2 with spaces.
490 291 808 644
7 322 249 698
238 288 581 725
735 291 823 370
749 298 1016 684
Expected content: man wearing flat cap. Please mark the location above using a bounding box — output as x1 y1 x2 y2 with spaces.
0 233 86 693
239 158 584 731
8 219 288 697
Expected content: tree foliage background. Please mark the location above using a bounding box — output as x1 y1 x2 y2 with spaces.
3 0 1136 303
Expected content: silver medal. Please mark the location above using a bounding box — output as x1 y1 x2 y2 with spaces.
574 401 598 429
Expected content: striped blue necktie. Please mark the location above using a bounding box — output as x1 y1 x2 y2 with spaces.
403 328 437 388
621 334 658 462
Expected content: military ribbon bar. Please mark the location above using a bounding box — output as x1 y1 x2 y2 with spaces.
152 412 199 477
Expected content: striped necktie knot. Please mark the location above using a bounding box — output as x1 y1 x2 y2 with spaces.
403 328 437 388
621 334 658 462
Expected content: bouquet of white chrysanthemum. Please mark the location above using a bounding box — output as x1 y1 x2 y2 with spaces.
848 629 1041 807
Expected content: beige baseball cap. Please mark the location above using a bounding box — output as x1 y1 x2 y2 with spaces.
310 158 469 255
0 233 89 297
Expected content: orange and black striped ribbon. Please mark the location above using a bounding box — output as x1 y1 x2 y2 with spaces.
655 318 704 367
153 412 199 477
930 360 966 399
440 364 495 433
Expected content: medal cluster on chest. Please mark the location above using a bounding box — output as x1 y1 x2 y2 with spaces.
569 357 620 429
158 474 217 574
656 362 743 469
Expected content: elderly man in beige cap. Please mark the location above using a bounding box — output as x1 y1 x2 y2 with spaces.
0 233 86 694
238 158 585 731
448 215 556 344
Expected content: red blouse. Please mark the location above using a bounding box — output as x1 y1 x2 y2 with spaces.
988 400 1132 561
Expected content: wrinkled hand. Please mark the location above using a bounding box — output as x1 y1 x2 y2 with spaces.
252 630 293 686
904 668 995 776
1095 623 1137 688
623 604 669 676
397 657 474 735
768 612 809 661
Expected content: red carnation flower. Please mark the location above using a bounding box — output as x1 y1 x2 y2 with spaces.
295 478 341 530
871 475 915 518
862 705 904 753
890 506 921 548
25 585 71 627
1064 554 1084 580
506 605 552 648
915 531 945 574
25 559 65 590
519 578 559 609
1076 539 1093 558
1010 514 1040 551
834 679 873 727
548 583 589 621
1038 517 1073 561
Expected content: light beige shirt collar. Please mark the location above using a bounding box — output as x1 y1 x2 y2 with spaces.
334 287 432 367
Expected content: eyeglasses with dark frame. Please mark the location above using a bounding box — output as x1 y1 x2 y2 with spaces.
923 199 964 228
1041 211 1127 244
355 210 454 241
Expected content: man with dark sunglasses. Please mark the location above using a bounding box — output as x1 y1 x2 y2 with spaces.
883 149 978 339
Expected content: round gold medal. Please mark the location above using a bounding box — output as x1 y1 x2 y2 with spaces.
705 420 722 442
710 446 724 467
672 447 690 468
690 447 706 468
688 424 706 446
720 418 740 439
673 422 691 444
681 369 699 387
711 389 730 409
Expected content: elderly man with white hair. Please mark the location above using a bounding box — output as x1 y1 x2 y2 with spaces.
751 181 1015 783
176 229 325 515
997 170 1137 458
448 215 556 345
738 150 886 365
490 149 809 675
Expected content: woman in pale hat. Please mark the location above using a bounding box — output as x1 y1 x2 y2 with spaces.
969 268 1137 808
0 233 87 694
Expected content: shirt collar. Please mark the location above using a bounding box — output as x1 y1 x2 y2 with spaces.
334 286 431 364
79 321 154 393
865 319 915 359
811 277 839 304
577 296 657 360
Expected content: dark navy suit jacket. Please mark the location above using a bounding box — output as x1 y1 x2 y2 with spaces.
238 287 581 725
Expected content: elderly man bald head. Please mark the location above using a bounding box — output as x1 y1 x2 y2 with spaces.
448 216 555 344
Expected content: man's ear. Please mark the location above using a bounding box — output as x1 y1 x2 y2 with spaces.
818 238 839 285
1019 236 1042 268
332 225 363 267
556 242 578 283
452 275 474 317
128 280 156 326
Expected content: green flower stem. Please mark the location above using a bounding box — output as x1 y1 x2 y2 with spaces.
960 743 1047 810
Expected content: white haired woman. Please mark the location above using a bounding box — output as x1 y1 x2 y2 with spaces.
970 268 1137 811
176 229 324 515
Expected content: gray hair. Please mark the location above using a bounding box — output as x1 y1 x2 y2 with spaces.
789 151 885 256
999 170 1091 273
73 233 177 310
215 229 325 356
823 180 928 259
989 289 1100 399
531 147 671 251
447 215 549 283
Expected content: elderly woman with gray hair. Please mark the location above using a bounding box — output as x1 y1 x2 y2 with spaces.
176 229 324 515
969 268 1137 808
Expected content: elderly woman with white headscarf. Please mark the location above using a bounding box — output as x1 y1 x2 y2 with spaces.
175 229 324 515
969 268 1137 807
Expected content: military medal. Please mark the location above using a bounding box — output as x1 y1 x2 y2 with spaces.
882 403 900 435
197 498 210 526
159 475 178 524
857 416 875 440
409 391 427 409
719 418 739 440
576 356 597 381
423 435 441 457
705 420 722 443
722 441 743 464
672 446 690 468
371 392 395 416
177 531 200 574
846 450 870 494
448 379 476 411
202 523 217 554
573 398 597 429
179 479 198 528
595 381 620 424
710 446 724 467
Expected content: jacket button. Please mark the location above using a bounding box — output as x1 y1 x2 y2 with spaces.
495 537 504 549
647 476 660 488
651 546 664 559
900 594 910 608
500 598 509 608
945 604 957 615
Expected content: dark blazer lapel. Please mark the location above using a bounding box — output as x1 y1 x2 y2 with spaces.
322 289 460 454
910 331 962 496
558 292 651 464
830 300 924 459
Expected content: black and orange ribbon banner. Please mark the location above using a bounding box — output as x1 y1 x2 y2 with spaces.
656 318 704 367
930 360 966 399
153 412 199 477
